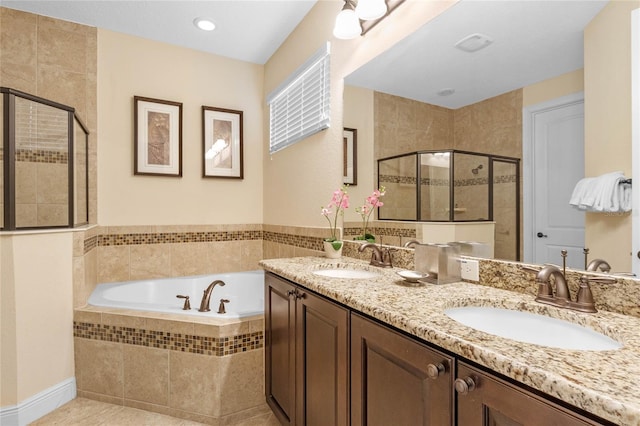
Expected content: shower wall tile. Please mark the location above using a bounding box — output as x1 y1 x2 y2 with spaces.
37 163 69 204
0 7 37 92
37 66 87 114
15 203 37 228
15 162 37 204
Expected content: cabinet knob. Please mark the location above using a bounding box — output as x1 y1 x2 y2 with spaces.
295 290 306 300
454 377 477 395
287 289 296 298
426 362 446 379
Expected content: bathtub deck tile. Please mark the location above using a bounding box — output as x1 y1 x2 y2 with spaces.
103 312 147 329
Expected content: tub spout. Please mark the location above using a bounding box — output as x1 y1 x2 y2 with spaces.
199 280 226 312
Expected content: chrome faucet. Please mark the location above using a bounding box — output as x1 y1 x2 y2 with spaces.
358 243 393 268
586 259 611 273
198 280 226 312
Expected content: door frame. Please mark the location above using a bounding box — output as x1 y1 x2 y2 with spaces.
522 92 584 263
632 8 639 276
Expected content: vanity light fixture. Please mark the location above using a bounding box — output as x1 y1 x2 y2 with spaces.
333 0 362 40
333 0 404 40
355 0 387 21
193 17 216 32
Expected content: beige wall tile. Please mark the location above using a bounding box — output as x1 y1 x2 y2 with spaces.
37 65 87 111
75 338 123 397
15 162 37 204
37 163 69 204
218 349 264 416
130 244 172 280
207 241 243 273
15 203 37 227
73 309 102 324
37 204 68 227
0 8 37 91
171 242 209 277
103 313 146 329
38 25 87 74
123 345 169 406
169 351 220 417
73 256 86 308
97 245 130 283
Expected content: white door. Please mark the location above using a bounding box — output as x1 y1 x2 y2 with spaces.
632 8 639 276
523 94 585 269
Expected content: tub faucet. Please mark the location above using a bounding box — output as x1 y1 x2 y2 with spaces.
199 280 226 312
358 243 393 268
586 259 611 273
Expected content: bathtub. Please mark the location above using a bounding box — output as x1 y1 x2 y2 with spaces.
88 270 264 318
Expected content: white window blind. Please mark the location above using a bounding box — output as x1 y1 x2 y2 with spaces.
267 42 331 154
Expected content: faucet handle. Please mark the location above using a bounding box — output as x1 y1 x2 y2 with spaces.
176 295 191 310
521 265 541 274
580 275 617 285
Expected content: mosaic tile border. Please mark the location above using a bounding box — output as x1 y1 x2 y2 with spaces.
98 230 262 246
380 174 517 187
263 231 323 251
83 235 97 254
16 148 68 164
73 321 263 356
344 227 416 238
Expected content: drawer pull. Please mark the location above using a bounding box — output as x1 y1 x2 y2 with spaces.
454 377 476 395
426 362 446 379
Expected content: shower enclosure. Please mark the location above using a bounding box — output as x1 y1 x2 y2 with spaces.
378 150 520 260
1 87 89 230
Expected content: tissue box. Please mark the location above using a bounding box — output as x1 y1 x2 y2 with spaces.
414 243 461 284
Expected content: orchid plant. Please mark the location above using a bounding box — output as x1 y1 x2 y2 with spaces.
321 186 350 250
355 186 386 243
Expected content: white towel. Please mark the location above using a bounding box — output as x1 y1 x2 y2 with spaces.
569 171 631 213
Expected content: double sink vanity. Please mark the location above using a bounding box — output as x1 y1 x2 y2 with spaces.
260 256 640 426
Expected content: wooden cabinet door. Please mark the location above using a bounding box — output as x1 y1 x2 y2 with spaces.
295 288 349 426
456 362 605 426
265 273 296 425
351 313 454 426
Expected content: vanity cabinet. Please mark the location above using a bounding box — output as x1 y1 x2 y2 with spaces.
455 362 604 426
351 314 454 426
264 272 349 426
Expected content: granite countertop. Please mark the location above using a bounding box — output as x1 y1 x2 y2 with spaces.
260 256 640 426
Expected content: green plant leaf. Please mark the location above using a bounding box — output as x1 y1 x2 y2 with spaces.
331 241 343 251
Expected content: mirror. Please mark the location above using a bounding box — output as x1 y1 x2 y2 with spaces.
343 0 635 276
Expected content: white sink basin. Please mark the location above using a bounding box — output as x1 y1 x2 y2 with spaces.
312 268 379 279
444 306 622 351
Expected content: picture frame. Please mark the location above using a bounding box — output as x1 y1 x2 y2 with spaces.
202 106 244 179
134 96 183 177
343 127 358 185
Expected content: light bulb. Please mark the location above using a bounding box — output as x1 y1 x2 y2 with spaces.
333 2 362 40
355 0 387 21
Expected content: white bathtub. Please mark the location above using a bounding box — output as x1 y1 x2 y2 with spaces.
88 270 264 318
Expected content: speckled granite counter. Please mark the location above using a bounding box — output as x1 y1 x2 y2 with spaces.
260 256 640 426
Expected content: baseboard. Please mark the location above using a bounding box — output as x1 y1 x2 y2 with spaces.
0 377 76 426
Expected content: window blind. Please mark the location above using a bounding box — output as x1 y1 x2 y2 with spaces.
267 42 331 154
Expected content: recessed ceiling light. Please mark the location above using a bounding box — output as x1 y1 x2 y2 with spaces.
194 17 216 32
437 88 455 97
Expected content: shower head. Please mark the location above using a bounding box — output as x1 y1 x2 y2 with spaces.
471 164 484 175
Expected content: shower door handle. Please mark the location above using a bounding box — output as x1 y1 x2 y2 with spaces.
537 232 548 238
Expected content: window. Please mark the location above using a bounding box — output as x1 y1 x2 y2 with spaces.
267 42 331 154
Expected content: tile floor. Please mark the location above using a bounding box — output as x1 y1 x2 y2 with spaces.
29 398 280 426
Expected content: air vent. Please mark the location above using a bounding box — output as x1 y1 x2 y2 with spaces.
454 33 493 53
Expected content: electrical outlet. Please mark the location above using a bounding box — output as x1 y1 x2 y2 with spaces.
460 259 480 281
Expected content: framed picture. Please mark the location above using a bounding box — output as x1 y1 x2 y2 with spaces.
202 106 243 179
134 96 183 176
343 127 357 185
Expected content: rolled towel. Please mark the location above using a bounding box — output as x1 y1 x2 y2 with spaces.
569 171 631 213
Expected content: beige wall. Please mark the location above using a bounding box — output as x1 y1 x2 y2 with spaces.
1 232 74 405
263 0 458 230
97 29 264 226
522 69 584 107
584 1 638 270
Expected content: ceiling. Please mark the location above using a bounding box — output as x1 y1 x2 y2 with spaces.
3 1 609 106
1 0 318 64
345 0 609 109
